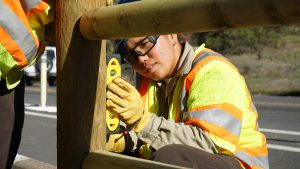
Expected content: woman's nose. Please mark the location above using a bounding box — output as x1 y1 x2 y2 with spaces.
137 54 149 64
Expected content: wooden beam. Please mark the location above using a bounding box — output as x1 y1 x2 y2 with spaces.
80 0 300 40
13 158 56 169
83 151 187 169
56 0 107 169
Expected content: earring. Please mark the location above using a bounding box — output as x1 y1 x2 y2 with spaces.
173 41 177 46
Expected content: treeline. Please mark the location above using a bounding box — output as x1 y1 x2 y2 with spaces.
190 26 300 55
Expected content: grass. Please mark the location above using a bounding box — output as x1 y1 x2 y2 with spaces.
226 39 300 96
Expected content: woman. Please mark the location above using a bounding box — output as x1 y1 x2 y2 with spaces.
106 34 269 169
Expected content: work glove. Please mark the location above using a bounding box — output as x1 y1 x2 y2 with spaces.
106 77 151 133
106 134 125 153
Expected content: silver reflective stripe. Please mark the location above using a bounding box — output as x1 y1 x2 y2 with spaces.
235 152 269 169
192 52 209 68
192 50 226 68
251 103 257 112
0 0 37 63
180 77 188 111
178 76 188 121
20 0 41 11
184 108 241 136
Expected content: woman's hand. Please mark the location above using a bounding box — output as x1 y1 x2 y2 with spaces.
106 77 150 132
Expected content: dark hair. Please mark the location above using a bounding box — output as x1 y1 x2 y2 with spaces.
118 0 140 4
113 39 128 64
177 34 187 44
114 34 186 64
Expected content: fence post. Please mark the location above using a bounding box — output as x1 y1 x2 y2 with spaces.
40 52 47 107
56 0 107 169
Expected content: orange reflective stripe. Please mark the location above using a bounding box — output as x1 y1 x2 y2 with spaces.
24 0 49 18
2 0 25 21
189 103 243 121
0 27 27 67
139 76 149 96
243 139 268 156
186 55 238 93
235 144 269 169
244 146 268 157
185 108 242 137
31 0 48 11
21 0 42 11
185 119 239 144
2 0 39 47
251 166 263 169
235 151 268 169
0 0 39 66
139 76 149 104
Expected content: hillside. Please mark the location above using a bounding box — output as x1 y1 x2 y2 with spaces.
192 26 300 96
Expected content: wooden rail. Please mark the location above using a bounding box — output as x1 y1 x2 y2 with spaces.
56 1 107 169
57 0 300 169
83 151 187 169
80 0 300 40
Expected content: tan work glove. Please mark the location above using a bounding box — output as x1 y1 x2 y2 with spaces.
106 134 125 153
106 77 151 132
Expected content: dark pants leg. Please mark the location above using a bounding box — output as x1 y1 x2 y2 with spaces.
0 78 25 169
151 144 242 169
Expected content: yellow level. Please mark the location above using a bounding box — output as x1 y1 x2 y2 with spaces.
106 57 120 133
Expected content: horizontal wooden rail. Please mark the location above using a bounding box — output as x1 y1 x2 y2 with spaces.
80 0 300 40
83 151 188 169
13 158 56 169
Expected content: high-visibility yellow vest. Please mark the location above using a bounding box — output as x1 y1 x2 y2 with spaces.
138 46 269 169
0 0 52 89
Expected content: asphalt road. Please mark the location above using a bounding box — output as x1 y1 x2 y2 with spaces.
18 85 300 168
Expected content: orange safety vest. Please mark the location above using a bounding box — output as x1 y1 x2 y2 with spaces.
0 0 50 89
139 47 269 169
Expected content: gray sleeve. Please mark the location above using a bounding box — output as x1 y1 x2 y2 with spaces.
127 130 138 151
136 113 218 154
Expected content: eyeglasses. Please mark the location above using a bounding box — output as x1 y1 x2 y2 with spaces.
118 36 159 65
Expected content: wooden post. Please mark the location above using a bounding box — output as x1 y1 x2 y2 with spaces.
56 0 107 169
80 0 300 40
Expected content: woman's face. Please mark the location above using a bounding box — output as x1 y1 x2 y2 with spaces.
126 35 181 81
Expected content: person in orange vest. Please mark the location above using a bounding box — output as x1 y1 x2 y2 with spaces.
0 0 53 168
105 1 269 168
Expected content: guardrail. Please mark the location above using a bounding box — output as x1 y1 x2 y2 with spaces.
56 0 300 169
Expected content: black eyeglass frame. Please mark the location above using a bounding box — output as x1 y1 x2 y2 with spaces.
122 36 159 65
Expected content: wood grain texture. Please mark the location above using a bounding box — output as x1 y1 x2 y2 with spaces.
56 0 107 169
83 151 188 169
79 0 300 40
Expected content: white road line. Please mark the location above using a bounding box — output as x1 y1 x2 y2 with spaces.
14 154 29 162
24 112 300 137
254 101 300 108
260 128 300 136
25 111 57 119
23 112 300 153
267 144 300 153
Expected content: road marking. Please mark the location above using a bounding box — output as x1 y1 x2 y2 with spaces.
25 111 300 153
267 144 300 152
25 112 300 137
260 128 300 136
254 101 300 108
25 111 57 119
14 154 29 162
25 104 57 113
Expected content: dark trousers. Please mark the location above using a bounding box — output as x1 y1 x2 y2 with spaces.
0 78 25 169
151 144 242 169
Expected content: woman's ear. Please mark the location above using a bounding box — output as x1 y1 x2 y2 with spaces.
170 34 178 40
169 34 178 46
